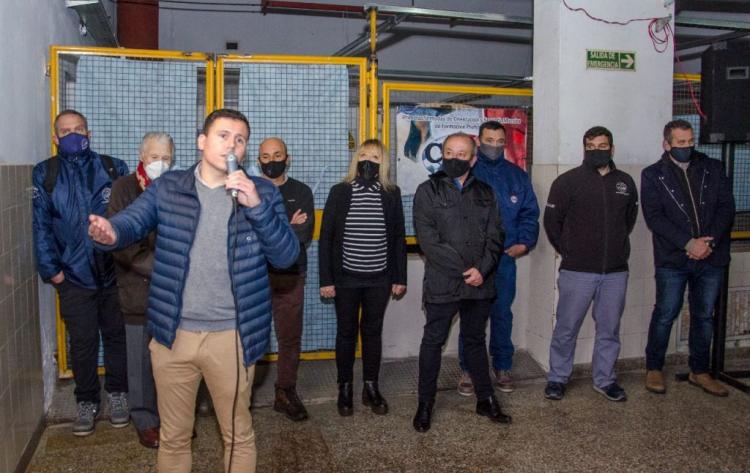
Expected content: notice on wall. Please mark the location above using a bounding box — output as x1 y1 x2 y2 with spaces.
395 106 528 195
586 49 636 71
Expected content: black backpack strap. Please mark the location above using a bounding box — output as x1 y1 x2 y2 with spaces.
99 154 119 181
43 154 120 195
43 156 59 195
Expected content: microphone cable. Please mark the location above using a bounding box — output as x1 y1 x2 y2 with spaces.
227 195 241 473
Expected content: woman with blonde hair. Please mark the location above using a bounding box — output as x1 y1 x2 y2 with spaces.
319 139 407 416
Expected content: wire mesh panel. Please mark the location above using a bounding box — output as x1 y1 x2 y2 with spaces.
382 83 533 236
673 75 750 345
220 57 366 355
673 76 750 228
51 47 211 377
56 51 209 171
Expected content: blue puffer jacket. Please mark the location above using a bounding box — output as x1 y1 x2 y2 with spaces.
472 150 540 250
99 163 299 366
32 150 129 289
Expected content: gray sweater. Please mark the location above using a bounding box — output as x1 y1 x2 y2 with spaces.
179 173 236 332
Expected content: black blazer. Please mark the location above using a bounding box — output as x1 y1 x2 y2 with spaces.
319 181 407 287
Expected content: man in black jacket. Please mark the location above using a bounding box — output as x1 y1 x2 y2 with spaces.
543 126 639 402
258 137 315 420
641 119 734 397
412 133 510 433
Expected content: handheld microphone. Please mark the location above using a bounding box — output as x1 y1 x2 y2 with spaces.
226 153 239 198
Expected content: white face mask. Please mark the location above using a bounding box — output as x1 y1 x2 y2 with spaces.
145 160 171 180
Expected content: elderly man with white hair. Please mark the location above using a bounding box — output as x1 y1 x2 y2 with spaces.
108 132 174 448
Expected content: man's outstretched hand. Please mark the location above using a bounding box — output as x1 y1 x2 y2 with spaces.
88 214 117 246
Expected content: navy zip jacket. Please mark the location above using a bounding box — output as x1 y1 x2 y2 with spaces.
544 163 639 274
641 151 734 269
33 150 129 289
97 163 299 366
472 150 540 250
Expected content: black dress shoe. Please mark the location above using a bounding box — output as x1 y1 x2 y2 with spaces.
362 381 388 415
476 395 512 424
274 386 309 422
337 382 353 417
412 400 434 433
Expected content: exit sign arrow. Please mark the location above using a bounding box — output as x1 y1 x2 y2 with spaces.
620 53 635 69
586 49 636 71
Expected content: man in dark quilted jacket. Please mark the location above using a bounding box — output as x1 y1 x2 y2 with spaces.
88 109 299 473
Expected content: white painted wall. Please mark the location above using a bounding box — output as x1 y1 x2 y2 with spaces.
159 0 533 78
0 0 97 414
534 0 674 166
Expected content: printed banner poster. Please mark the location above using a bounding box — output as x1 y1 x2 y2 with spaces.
396 106 528 195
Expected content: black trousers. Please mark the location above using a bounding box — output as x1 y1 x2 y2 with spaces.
418 299 494 402
57 281 128 403
334 285 391 384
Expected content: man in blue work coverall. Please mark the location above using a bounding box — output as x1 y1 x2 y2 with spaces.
457 120 540 395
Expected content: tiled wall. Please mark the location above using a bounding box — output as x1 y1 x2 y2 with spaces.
0 165 44 473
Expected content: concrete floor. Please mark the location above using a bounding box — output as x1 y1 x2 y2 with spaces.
27 355 750 473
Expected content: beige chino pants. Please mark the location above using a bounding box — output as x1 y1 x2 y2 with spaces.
150 329 256 473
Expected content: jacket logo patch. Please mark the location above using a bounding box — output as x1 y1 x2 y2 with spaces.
615 182 629 196
510 195 518 204
101 187 111 204
32 186 41 200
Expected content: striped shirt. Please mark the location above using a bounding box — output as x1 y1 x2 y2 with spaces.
342 180 388 274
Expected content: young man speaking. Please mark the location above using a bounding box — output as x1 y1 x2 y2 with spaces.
88 109 299 472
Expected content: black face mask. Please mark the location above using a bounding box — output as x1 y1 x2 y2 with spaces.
260 159 287 179
442 157 471 178
357 160 380 181
583 149 612 169
670 146 694 163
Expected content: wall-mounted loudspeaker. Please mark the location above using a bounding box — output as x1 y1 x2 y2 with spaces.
700 40 750 143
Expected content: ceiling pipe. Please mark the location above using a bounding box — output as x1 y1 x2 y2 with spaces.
335 14 407 56
261 1 363 15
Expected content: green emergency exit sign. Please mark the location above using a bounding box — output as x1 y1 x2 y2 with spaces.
586 50 636 71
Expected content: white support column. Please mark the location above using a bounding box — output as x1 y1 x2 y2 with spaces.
527 0 675 369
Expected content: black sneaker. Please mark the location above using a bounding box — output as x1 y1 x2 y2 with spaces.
72 401 99 436
593 383 627 402
544 382 566 401
107 392 130 428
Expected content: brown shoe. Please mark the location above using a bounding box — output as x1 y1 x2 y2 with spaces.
495 370 516 393
137 427 160 449
274 386 309 421
645 370 666 394
457 372 474 397
688 372 729 397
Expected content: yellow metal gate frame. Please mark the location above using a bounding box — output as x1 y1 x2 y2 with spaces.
381 81 534 245
49 46 215 377
50 49 375 375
